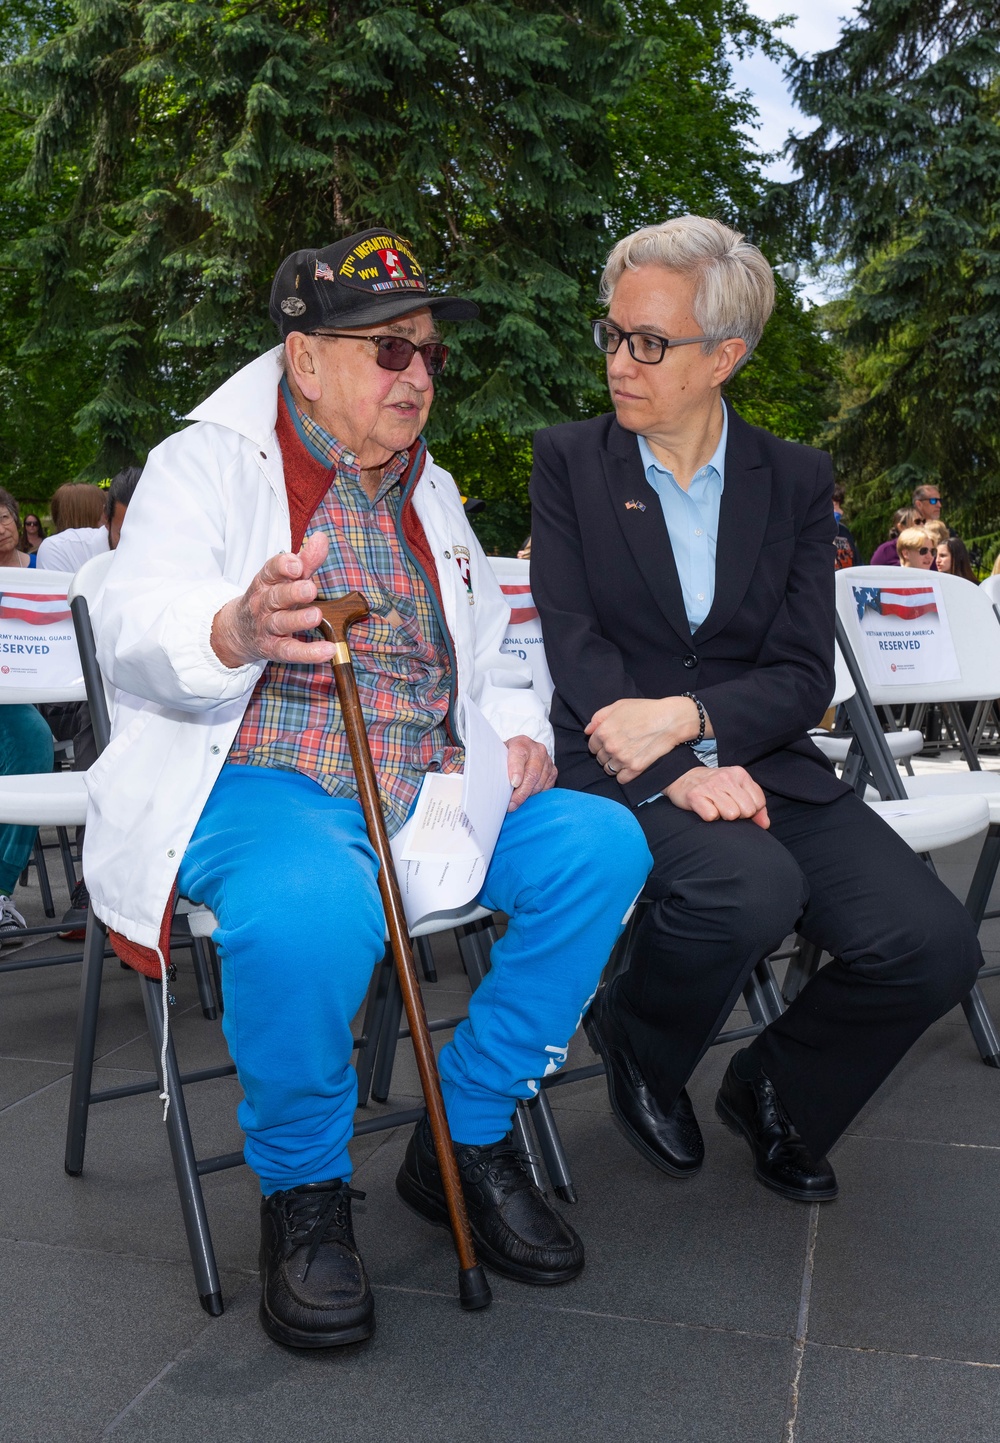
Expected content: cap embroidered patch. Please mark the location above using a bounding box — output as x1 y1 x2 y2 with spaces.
338 233 426 295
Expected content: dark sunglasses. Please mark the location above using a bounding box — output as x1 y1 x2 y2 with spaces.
913 547 931 555
311 331 448 376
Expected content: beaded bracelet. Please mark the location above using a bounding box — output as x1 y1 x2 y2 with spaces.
680 691 706 747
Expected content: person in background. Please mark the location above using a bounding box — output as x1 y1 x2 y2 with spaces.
871 507 919 566
897 525 934 568
0 490 31 570
912 484 956 536
19 514 45 557
832 484 861 569
0 486 55 940
939 537 976 582
517 535 532 560
36 483 108 572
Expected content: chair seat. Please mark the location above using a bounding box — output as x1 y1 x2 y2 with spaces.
901 771 1000 825
0 770 89 826
812 728 924 764
867 795 989 851
176 898 495 941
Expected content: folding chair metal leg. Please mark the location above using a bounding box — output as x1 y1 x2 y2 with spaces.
355 948 393 1106
751 958 785 1023
139 974 225 1315
945 703 982 771
32 836 55 918
512 1102 546 1191
371 964 404 1104
415 934 437 982
528 1089 577 1202
781 938 823 1005
64 910 107 1176
191 936 219 1021
56 825 78 894
964 822 1000 929
961 983 1000 1068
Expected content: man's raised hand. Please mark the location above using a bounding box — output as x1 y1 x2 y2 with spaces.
210 533 337 669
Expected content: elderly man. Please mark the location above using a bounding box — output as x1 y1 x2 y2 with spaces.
85 228 650 1348
530 215 982 1205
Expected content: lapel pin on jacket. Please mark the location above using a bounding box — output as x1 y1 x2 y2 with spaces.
624 499 647 512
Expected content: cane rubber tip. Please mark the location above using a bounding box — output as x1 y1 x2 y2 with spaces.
459 1265 493 1310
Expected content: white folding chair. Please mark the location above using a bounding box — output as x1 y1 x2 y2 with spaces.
0 566 100 973
834 567 1000 921
486 556 554 707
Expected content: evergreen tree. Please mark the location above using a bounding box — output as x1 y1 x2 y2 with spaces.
4 0 644 499
784 1 1000 559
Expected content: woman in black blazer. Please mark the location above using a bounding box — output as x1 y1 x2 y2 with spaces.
530 215 981 1203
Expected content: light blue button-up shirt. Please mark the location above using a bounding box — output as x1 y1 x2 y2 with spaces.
637 400 728 769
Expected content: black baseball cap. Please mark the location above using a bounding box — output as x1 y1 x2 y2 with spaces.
270 227 479 337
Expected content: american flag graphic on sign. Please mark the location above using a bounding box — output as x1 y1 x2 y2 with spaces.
0 591 71 625
853 585 938 623
499 581 538 625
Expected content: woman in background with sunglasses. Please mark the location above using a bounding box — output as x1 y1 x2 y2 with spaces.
896 525 935 568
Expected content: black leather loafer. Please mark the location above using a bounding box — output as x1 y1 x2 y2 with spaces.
396 1116 584 1285
584 981 704 1178
259 1178 375 1348
715 1053 838 1203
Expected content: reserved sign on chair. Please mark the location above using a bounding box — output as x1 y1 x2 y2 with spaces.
0 584 84 691
851 577 961 686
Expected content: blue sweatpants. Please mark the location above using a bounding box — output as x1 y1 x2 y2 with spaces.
179 765 651 1194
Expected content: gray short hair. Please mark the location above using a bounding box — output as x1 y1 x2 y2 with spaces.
600 216 776 378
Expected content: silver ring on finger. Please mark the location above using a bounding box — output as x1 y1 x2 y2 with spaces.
605 761 620 776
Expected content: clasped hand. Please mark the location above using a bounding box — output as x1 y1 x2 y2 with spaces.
586 696 702 785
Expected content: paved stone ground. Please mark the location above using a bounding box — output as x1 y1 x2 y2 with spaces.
3 756 1000 1442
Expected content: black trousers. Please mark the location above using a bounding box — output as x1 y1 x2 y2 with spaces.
617 789 983 1159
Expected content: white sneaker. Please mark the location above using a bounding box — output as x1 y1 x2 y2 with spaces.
0 895 27 947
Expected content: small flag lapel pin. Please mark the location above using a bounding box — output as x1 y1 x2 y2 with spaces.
624 499 646 512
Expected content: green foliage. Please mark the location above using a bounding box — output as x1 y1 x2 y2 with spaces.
3 0 645 483
781 0 1000 558
0 0 840 549
608 1 839 452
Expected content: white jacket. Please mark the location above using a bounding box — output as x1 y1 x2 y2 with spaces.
84 345 552 948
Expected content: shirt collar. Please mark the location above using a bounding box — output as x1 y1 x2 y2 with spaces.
280 376 408 499
638 399 728 492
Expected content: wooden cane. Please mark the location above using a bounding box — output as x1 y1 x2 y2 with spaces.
318 592 493 1312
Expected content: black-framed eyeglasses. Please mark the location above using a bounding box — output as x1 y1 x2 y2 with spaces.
592 319 716 365
310 331 448 376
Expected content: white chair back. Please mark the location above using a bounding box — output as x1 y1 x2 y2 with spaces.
978 573 1000 615
835 564 1000 704
830 641 855 707
486 556 554 707
67 548 115 608
0 566 85 703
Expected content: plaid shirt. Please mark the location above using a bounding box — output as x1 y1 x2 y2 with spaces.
229 383 464 834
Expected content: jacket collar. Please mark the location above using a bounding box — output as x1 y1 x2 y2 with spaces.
185 345 285 448
600 407 772 645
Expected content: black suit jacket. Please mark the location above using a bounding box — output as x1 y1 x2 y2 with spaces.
529 406 848 807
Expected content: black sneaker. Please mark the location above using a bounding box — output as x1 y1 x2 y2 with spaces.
396 1115 584 1285
259 1178 374 1348
59 877 90 941
0 895 26 948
